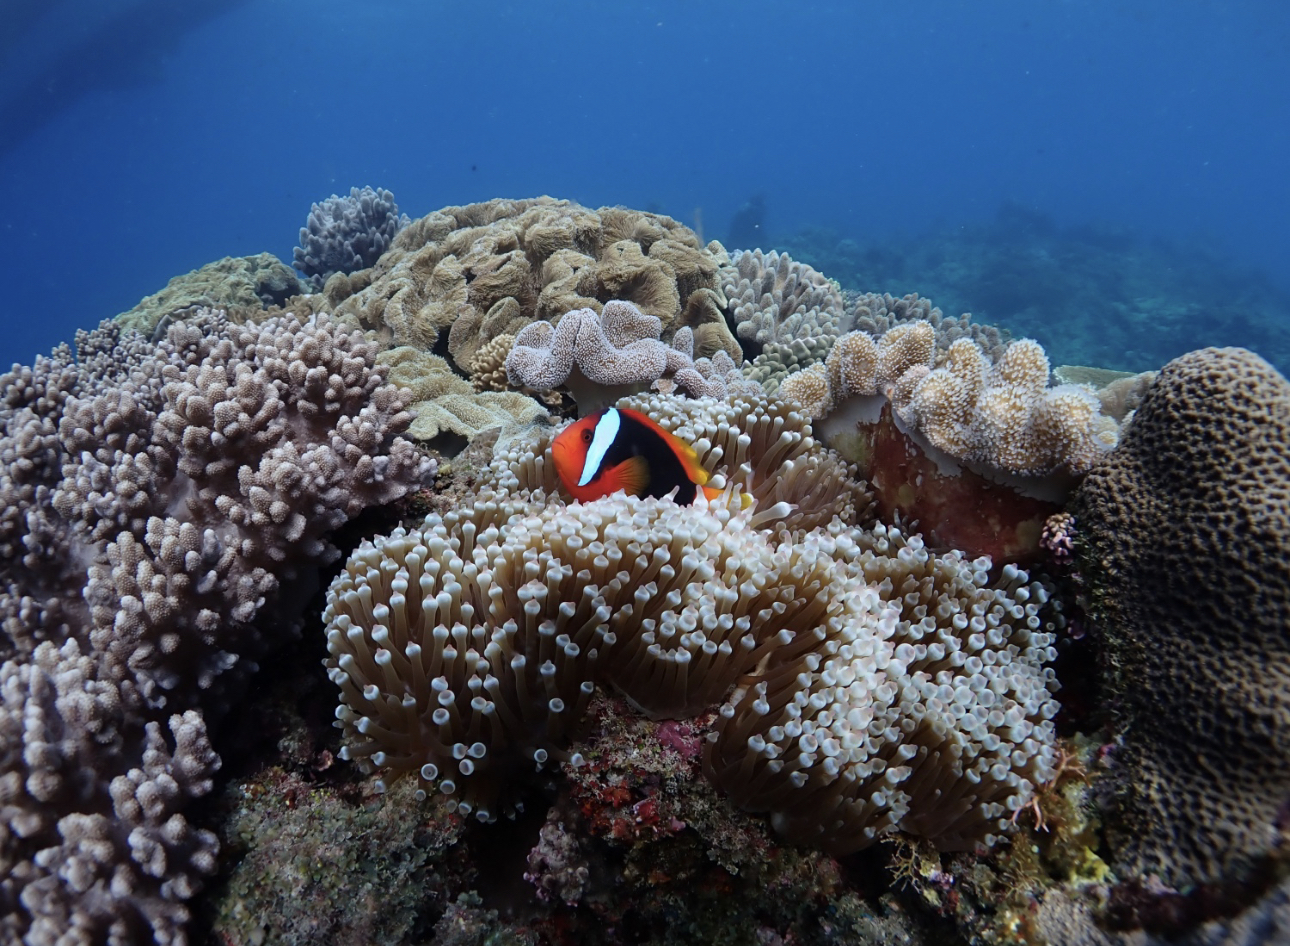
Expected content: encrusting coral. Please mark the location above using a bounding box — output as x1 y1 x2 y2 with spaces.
1071 347 1290 894
322 389 1060 855
115 254 304 337
0 310 433 944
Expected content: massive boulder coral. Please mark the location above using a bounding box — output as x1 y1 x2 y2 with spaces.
323 390 1060 854
293 185 411 289
1070 347 1290 893
0 312 433 944
323 197 741 375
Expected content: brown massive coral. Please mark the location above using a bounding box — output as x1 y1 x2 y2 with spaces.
323 197 740 381
1071 347 1290 892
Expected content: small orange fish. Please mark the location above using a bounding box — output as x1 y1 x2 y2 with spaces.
551 407 722 504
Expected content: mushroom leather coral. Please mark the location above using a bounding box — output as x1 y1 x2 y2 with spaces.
325 197 740 382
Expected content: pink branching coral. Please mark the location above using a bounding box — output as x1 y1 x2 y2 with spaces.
0 311 432 944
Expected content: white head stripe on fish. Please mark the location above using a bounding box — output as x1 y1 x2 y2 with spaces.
579 408 621 486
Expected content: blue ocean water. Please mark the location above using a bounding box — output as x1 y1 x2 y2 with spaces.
1 0 1287 372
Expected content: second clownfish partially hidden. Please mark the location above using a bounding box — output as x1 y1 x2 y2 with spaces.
552 407 723 504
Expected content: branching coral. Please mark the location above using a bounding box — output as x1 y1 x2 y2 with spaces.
293 185 410 289
720 249 847 348
847 291 1010 362
0 311 432 943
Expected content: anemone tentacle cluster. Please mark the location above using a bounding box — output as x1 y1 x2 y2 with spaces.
324 392 1061 852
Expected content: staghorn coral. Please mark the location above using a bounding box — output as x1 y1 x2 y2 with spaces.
324 390 1058 854
293 185 410 289
115 254 304 337
720 249 847 351
1070 347 1290 892
326 197 739 367
0 311 433 944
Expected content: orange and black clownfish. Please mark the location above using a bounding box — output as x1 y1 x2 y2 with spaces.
551 407 723 504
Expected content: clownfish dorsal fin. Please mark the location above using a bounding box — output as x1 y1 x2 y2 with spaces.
612 455 651 497
619 407 710 486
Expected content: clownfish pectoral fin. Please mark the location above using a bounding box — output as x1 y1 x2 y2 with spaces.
610 455 651 497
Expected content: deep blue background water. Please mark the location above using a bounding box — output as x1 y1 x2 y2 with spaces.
1 0 1287 371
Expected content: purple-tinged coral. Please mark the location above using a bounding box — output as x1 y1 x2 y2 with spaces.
0 310 432 944
294 185 410 289
505 300 758 416
506 300 669 414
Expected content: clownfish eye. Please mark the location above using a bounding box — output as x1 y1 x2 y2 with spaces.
581 429 592 443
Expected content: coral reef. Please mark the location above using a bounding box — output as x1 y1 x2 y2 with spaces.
324 197 740 373
1070 347 1290 894
115 254 304 337
293 185 410 289
780 206 1290 375
0 311 432 943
